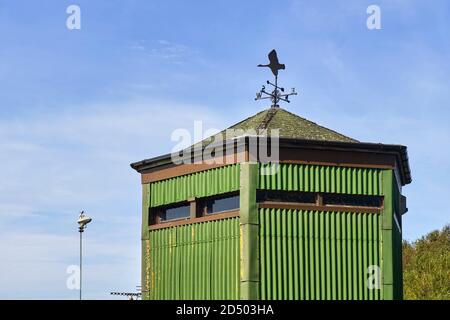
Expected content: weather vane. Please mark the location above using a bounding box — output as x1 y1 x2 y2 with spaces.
255 49 297 108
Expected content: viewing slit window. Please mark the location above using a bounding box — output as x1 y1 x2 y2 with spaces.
150 193 240 225
201 193 240 215
159 202 190 222
257 190 383 209
322 193 383 207
205 195 239 214
150 190 383 226
257 190 316 204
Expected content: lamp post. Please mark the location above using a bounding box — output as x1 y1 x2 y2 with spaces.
77 211 92 300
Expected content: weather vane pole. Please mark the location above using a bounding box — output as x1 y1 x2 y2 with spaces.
255 49 298 108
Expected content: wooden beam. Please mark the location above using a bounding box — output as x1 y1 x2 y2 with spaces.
141 151 246 184
148 210 239 230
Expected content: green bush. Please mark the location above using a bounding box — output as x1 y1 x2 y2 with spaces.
403 224 450 300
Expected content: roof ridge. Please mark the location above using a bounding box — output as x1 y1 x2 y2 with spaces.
257 107 279 131
277 107 359 142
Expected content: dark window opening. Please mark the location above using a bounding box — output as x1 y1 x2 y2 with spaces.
150 193 240 226
257 190 316 204
198 193 240 215
257 190 383 209
322 193 383 208
159 202 190 222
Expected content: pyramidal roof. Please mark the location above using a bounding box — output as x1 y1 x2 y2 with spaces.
211 107 358 143
131 106 411 185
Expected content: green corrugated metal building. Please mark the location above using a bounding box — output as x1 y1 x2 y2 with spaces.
131 107 411 300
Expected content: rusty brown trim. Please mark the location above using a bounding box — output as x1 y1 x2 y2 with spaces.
141 152 245 184
148 210 240 230
141 158 394 185
141 163 222 184
133 137 411 185
275 138 410 185
258 201 382 214
278 147 397 169
140 149 399 185
280 160 393 170
132 137 247 171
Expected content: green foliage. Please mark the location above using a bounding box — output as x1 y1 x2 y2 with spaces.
403 224 450 300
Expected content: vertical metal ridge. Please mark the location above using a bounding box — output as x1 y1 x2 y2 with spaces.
147 217 240 299
260 212 266 300
259 163 382 195
259 208 381 300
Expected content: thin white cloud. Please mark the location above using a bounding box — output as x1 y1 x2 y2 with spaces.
0 98 222 299
0 230 139 299
129 39 199 64
0 204 35 218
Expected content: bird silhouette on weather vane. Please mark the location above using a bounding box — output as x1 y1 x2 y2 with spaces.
255 49 297 108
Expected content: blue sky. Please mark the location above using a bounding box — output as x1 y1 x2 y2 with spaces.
0 0 449 299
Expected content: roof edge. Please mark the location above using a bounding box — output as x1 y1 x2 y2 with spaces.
130 137 412 185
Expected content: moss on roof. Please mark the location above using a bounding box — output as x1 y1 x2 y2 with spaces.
263 108 358 142
201 107 358 144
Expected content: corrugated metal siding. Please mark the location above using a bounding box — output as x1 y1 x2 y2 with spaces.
148 217 240 299
259 164 382 195
393 210 403 299
259 208 382 300
150 164 240 207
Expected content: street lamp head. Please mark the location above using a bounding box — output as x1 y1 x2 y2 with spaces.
77 211 92 231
